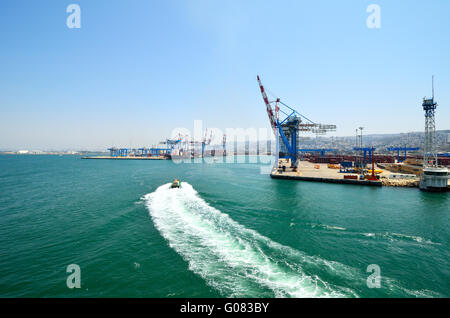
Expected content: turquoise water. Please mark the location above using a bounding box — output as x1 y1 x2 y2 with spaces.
0 155 448 297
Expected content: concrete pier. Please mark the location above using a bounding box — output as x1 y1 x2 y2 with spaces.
81 156 168 160
271 160 382 186
270 173 382 186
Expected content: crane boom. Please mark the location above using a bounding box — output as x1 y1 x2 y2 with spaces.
257 75 277 135
256 75 336 166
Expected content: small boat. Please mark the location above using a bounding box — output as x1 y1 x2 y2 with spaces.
170 179 181 188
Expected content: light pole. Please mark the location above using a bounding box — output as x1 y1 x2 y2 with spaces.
359 127 364 149
359 127 364 175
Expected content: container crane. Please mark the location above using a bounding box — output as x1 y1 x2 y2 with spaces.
223 134 227 156
201 129 213 157
257 75 336 166
387 147 420 163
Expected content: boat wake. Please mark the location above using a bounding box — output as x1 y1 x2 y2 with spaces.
310 223 346 231
362 232 439 245
143 183 359 297
143 183 441 298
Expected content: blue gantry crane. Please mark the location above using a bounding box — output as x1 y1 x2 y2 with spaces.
108 147 128 157
353 147 376 166
298 148 334 160
257 76 336 166
387 147 420 162
107 147 171 157
201 129 213 157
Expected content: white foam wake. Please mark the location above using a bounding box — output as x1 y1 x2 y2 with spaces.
143 182 359 298
362 232 439 245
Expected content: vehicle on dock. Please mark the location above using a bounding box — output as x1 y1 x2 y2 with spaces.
170 179 181 188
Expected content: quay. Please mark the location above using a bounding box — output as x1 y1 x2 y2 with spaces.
81 147 171 160
81 156 168 160
271 159 381 187
270 173 382 186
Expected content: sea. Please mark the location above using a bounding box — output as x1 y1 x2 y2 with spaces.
0 155 448 297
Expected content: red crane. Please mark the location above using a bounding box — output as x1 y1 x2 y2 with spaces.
257 75 278 135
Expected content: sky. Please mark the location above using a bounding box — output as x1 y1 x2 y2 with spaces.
0 0 449 150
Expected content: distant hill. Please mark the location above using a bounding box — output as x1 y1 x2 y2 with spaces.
296 130 450 153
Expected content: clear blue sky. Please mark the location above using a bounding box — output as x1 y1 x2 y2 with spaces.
1 0 449 150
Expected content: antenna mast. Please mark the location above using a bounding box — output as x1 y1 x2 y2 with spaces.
432 75 434 99
422 76 438 167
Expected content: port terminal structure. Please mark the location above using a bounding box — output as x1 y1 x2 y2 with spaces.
107 147 172 157
419 77 448 192
81 147 172 160
353 147 376 167
83 131 227 160
254 76 381 185
256 75 447 189
82 142 180 160
387 147 420 163
256 75 336 168
298 149 334 161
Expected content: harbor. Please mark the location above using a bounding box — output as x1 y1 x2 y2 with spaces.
271 159 382 186
1 0 450 301
81 155 168 160
79 76 449 192
256 76 449 192
271 159 450 189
